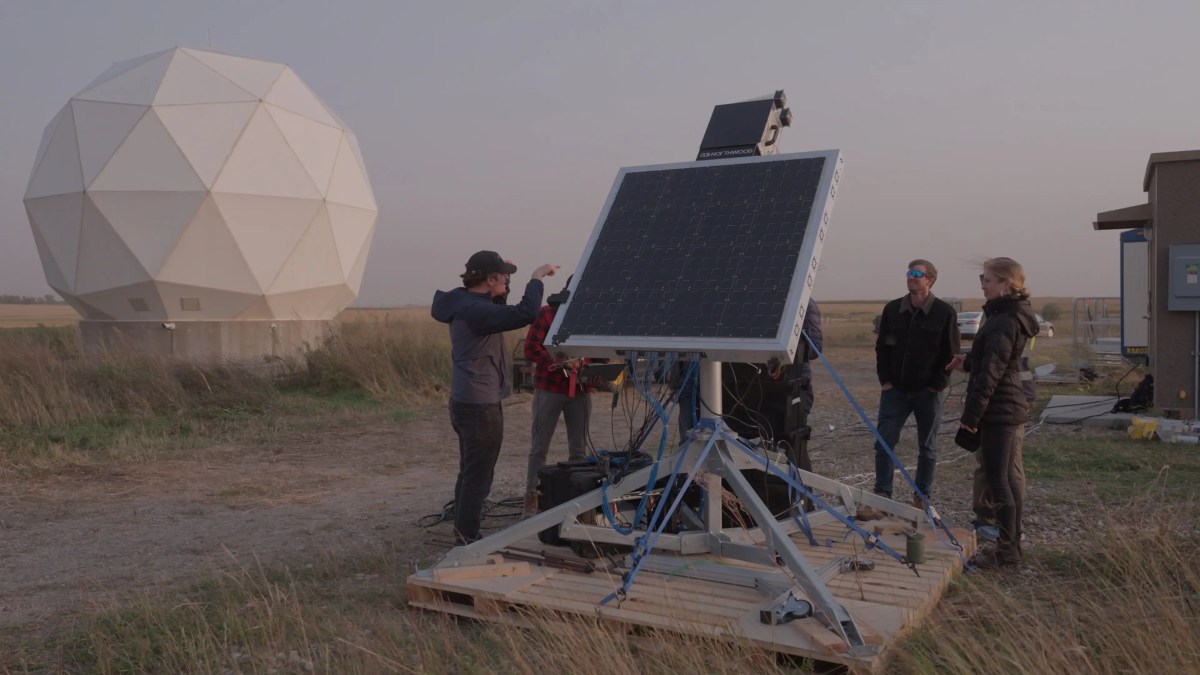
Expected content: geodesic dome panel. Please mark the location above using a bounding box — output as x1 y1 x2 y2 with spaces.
24 47 378 321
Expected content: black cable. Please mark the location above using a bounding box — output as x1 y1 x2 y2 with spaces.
720 364 776 445
417 496 525 528
1039 398 1125 413
416 500 456 528
1111 362 1141 402
1042 408 1121 425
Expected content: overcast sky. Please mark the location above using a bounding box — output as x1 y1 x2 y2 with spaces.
2 1 1198 307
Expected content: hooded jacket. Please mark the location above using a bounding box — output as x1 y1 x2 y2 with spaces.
431 279 543 404
961 295 1039 428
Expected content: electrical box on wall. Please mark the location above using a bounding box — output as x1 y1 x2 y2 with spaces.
1168 243 1200 311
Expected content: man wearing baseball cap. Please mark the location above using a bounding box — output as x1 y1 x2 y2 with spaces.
432 250 558 544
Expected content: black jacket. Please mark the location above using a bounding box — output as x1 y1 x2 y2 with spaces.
875 294 960 392
720 299 823 439
961 295 1039 428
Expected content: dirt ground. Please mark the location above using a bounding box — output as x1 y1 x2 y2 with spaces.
0 345 1071 633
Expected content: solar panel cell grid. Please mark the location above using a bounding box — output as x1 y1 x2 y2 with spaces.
557 157 825 342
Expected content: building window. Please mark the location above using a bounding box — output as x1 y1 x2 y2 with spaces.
180 298 202 311
128 298 150 312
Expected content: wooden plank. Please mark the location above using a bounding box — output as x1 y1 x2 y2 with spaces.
412 575 870 668
409 572 888 672
833 569 946 592
827 583 925 606
407 517 974 674
405 582 441 606
539 568 758 606
431 561 532 583
631 572 769 602
529 576 751 621
788 618 848 654
474 596 505 616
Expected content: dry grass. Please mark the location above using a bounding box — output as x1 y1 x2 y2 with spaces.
302 316 453 404
0 303 1194 673
4 490 1194 673
2 546 793 674
0 327 273 429
0 328 283 474
893 493 1200 674
0 315 520 472
0 302 1119 473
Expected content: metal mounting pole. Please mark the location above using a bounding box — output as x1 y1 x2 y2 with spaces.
700 359 723 539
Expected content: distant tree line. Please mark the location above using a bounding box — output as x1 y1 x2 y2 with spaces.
0 294 64 305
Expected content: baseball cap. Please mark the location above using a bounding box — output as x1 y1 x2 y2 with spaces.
462 250 518 277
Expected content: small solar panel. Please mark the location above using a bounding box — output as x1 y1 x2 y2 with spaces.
547 150 842 362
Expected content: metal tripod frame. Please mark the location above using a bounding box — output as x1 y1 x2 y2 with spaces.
423 362 926 656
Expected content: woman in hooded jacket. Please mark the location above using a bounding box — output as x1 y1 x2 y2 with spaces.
953 257 1039 567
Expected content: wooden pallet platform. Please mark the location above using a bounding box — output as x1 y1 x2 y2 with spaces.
406 519 975 672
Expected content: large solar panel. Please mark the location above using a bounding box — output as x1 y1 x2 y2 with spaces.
547 150 843 362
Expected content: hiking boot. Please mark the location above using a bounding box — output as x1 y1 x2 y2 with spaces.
913 494 928 510
971 521 1000 543
523 492 539 517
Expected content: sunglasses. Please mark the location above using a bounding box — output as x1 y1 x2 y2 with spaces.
905 269 927 279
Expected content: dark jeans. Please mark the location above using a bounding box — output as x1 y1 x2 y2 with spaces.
980 423 1024 561
448 399 504 544
873 387 943 497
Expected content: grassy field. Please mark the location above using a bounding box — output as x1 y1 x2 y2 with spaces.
0 300 1190 674
0 296 1082 326
0 304 80 327
3 428 1194 674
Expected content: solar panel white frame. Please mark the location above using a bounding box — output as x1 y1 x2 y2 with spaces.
546 149 843 362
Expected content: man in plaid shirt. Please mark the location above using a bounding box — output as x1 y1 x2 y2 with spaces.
522 293 600 515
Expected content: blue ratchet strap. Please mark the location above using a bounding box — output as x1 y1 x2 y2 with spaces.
801 332 921 502
722 426 914 571
802 331 969 567
786 463 820 547
599 482 635 535
600 420 718 607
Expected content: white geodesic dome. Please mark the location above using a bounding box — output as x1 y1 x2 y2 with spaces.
23 47 378 321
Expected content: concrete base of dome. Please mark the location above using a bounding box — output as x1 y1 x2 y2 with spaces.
79 319 334 363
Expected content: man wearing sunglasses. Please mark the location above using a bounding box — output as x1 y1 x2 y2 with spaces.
860 259 960 517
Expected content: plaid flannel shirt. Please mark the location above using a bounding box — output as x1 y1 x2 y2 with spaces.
524 305 595 395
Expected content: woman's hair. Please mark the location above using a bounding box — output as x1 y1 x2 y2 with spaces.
984 257 1030 299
